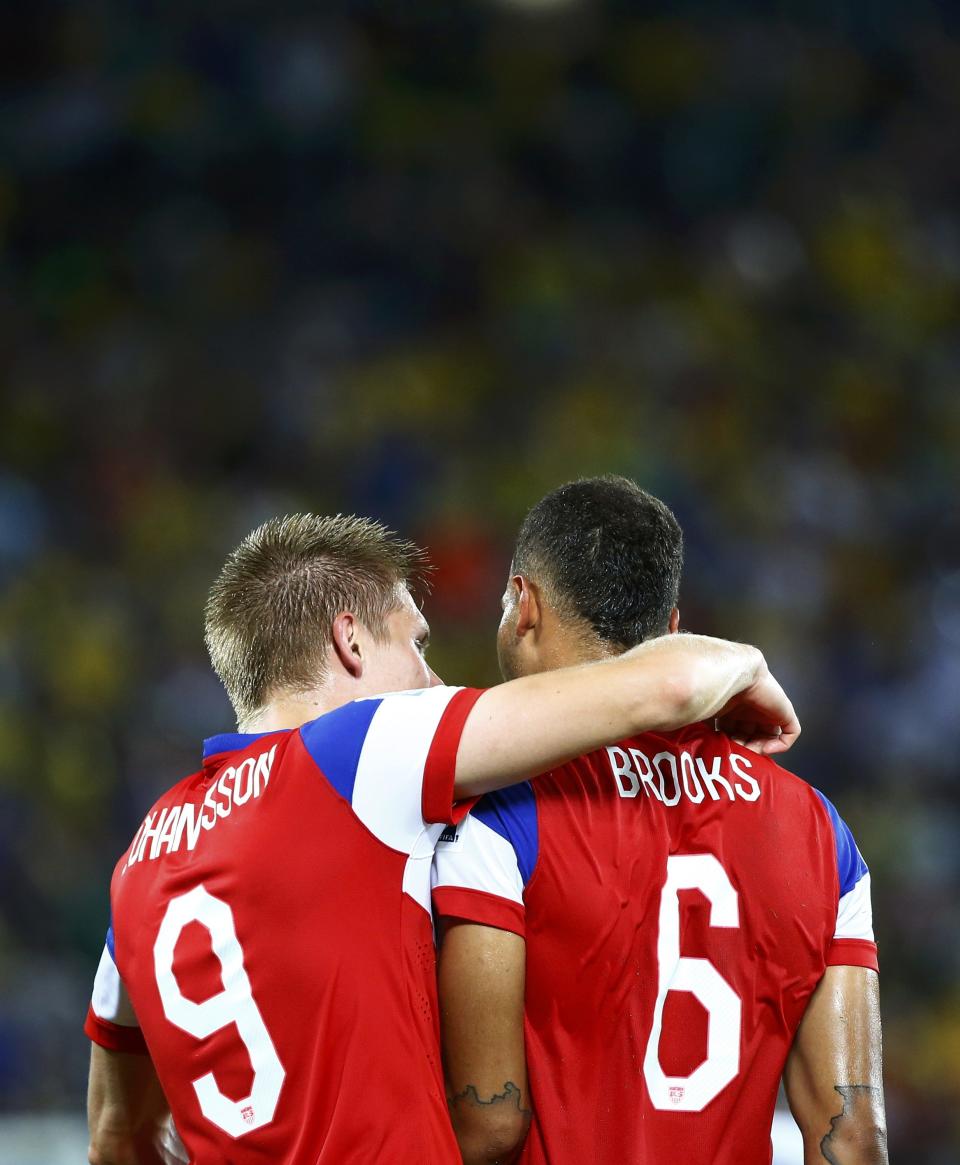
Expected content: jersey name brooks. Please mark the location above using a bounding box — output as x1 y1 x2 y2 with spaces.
126 745 278 867
607 743 760 804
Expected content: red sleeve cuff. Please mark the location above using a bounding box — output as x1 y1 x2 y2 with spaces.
433 886 526 938
84 1005 149 1055
826 938 879 973
422 687 487 825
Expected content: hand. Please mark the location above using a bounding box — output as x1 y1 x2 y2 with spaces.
715 661 800 756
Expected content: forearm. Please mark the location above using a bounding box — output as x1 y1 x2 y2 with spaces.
455 634 777 797
622 633 764 729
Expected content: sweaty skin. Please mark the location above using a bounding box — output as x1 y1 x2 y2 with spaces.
784 966 888 1165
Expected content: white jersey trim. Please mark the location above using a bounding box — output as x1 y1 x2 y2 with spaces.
835 872 874 943
431 814 525 907
91 944 139 1027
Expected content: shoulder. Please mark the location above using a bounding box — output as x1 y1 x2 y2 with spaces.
135 765 207 823
300 686 472 746
299 687 475 783
467 783 540 883
808 787 870 893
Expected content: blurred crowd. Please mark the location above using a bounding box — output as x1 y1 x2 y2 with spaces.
1 1 958 1158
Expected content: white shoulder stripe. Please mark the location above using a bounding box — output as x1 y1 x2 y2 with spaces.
352 686 460 854
432 814 524 907
835 872 874 942
90 945 139 1026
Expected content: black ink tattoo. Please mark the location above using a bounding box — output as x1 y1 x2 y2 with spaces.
820 1084 888 1164
447 1082 532 1164
448 1080 531 1116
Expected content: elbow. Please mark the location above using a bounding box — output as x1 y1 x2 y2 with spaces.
808 1121 889 1165
87 1130 137 1165
87 1142 110 1165
870 1128 890 1163
656 671 700 728
844 1122 889 1164
452 1109 531 1164
642 642 764 732
642 664 708 733
488 1107 531 1158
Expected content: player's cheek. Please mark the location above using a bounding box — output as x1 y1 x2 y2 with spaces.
413 651 432 688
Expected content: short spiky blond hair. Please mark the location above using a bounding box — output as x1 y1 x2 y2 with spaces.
204 513 427 726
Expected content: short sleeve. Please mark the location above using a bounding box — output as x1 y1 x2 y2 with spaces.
84 929 149 1054
814 790 879 972
300 685 485 854
432 783 539 938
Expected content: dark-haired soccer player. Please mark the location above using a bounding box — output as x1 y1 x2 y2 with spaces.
433 477 886 1165
84 513 798 1165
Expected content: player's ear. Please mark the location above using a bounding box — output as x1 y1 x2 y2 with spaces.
668 607 680 634
331 612 364 678
515 575 541 638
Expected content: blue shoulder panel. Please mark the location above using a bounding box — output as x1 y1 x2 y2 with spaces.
814 789 869 897
299 698 383 802
106 919 115 961
202 729 281 759
472 782 539 886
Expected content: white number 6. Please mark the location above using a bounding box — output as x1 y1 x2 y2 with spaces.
643 853 741 1112
153 885 285 1137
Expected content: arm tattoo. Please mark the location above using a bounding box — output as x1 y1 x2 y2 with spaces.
447 1082 532 1165
820 1084 888 1164
448 1080 531 1116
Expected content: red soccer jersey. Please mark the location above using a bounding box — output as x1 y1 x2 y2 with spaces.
86 685 483 1164
432 722 878 1165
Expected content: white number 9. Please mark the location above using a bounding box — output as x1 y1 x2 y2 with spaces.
153 885 285 1138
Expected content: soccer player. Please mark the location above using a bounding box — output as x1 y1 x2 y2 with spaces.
433 478 887 1165
84 512 799 1165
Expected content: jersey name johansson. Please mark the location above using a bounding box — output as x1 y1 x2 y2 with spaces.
125 745 278 869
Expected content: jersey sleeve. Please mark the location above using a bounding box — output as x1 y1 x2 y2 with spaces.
300 685 485 854
815 790 879 972
84 925 149 1054
432 782 539 937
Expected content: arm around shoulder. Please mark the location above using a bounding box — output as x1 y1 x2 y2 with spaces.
454 633 798 799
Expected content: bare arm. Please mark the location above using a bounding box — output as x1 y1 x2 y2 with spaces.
454 633 798 798
88 1044 170 1165
783 966 888 1165
439 921 530 1165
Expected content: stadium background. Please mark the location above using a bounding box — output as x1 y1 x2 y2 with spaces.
1 0 958 1160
